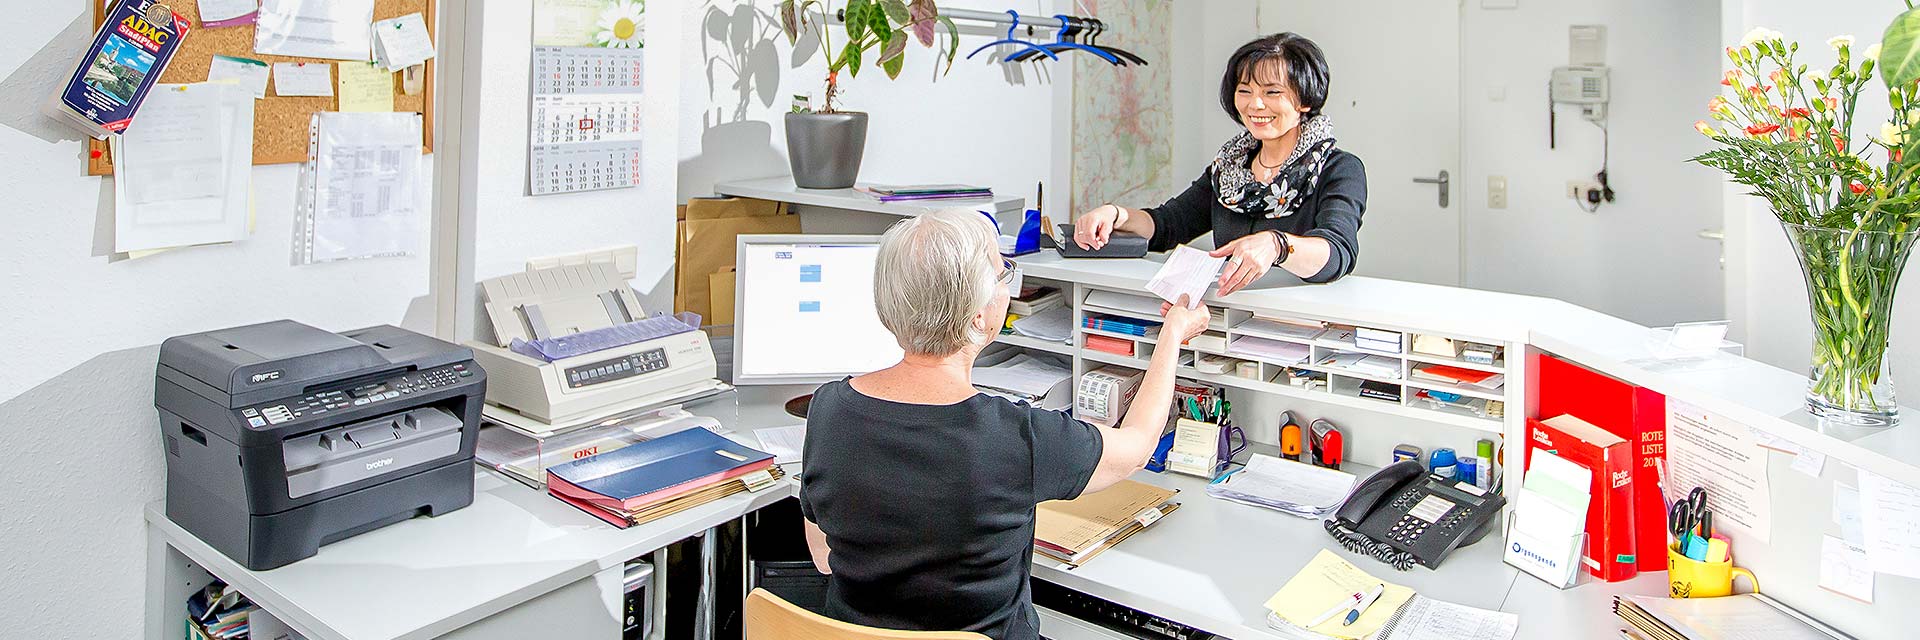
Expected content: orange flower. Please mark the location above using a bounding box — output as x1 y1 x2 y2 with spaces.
1708 96 1730 114
1695 120 1717 137
1746 123 1781 136
1850 181 1868 194
1769 69 1787 85
1785 107 1812 119
1749 84 1772 96
1824 96 1840 111
1723 69 1742 86
1896 149 1906 163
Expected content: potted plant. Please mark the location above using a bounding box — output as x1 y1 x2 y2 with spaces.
1691 12 1920 426
777 0 959 188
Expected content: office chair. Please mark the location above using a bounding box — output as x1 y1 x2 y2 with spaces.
744 589 989 639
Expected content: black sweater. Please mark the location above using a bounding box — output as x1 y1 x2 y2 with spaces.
1145 150 1368 283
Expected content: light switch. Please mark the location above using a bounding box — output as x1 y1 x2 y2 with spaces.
1488 176 1508 209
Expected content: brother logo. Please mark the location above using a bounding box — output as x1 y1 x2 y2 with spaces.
366 458 396 471
250 370 283 384
1511 542 1558 568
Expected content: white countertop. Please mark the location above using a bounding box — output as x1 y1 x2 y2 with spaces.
713 176 1027 218
1011 250 1920 488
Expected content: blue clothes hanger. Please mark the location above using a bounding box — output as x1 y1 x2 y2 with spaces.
966 10 1059 61
1006 15 1121 64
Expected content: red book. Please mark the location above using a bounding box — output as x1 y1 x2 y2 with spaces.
1527 414 1638 582
1535 354 1668 572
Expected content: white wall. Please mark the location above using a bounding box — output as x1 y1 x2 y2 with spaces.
1459 0 1726 327
0 6 432 638
677 0 1060 209
1725 0 1920 386
466 0 684 326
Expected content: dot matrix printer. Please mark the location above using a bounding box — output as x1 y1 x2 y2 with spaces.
155 320 486 571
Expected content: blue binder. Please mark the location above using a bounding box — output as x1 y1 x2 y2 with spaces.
547 428 773 505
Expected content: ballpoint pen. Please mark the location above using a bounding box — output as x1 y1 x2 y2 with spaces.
1343 583 1386 626
1306 589 1367 628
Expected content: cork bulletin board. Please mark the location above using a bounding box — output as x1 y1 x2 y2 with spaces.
85 0 436 176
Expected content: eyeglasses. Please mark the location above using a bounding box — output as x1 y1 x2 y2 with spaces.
997 257 1022 290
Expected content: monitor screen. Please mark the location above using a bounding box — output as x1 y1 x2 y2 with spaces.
733 236 905 384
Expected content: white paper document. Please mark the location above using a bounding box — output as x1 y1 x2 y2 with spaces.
754 425 806 465
1010 306 1072 342
1835 483 1865 545
256 0 376 60
1229 335 1311 365
1665 400 1772 543
1790 448 1827 478
198 0 259 23
1206 454 1357 517
273 62 334 97
113 83 254 254
1380 596 1519 640
1858 470 1920 578
294 113 424 264
373 12 436 70
971 354 1072 399
1146 245 1225 307
1818 535 1874 603
208 55 270 99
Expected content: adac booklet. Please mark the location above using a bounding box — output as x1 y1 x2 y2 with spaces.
48 0 191 138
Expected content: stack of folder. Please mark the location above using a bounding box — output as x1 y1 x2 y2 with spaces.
1083 313 1161 337
547 427 782 529
1614 594 1847 639
1034 480 1179 567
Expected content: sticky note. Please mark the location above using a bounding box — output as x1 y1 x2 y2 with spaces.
336 62 394 112
208 55 269 99
272 62 333 97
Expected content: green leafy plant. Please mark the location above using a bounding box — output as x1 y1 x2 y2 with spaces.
777 0 961 113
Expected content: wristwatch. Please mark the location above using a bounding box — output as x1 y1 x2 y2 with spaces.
1266 230 1292 265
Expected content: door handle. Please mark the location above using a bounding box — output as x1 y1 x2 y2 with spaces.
1412 170 1450 208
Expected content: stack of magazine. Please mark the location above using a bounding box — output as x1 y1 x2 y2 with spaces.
855 183 993 203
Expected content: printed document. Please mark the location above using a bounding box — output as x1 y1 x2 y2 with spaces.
1818 535 1874 603
1859 470 1920 578
113 83 252 253
1665 400 1771 543
255 0 377 60
296 113 424 263
1147 245 1225 308
1379 596 1518 640
755 425 806 465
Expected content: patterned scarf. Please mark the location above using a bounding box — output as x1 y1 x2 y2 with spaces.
1212 115 1337 219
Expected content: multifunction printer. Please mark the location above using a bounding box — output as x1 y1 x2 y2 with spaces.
156 320 486 570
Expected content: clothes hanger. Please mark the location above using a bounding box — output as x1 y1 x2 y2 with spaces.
1006 15 1122 65
1086 18 1148 66
966 10 1059 61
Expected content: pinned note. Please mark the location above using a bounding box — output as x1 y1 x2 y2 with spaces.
1790 448 1827 478
255 0 377 60
336 62 394 112
373 12 436 71
198 0 259 26
207 55 270 99
1818 535 1874 603
1859 471 1920 578
273 62 333 97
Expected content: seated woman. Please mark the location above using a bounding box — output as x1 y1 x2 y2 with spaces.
799 208 1210 639
1074 32 1368 292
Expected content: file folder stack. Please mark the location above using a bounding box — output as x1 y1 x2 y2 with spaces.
856 183 994 202
547 427 781 528
1034 480 1180 567
1206 454 1357 518
1613 594 1848 640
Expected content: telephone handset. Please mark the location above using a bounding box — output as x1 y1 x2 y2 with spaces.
1324 460 1505 570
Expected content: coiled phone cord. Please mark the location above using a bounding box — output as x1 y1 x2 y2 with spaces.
1324 520 1416 571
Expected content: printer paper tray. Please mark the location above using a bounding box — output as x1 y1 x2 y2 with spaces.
482 379 733 439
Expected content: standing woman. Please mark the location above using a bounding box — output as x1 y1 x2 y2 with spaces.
1074 33 1367 293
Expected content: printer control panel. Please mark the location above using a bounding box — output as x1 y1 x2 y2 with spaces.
565 347 668 389
238 364 475 429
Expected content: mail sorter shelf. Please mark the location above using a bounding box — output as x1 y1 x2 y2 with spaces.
996 333 1075 356
1076 349 1502 434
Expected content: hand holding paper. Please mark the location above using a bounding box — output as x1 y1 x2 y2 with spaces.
1147 246 1225 308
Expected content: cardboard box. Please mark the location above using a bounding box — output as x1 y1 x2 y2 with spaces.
674 197 796 322
709 268 737 336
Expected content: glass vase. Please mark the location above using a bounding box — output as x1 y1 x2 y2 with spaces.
1783 222 1918 427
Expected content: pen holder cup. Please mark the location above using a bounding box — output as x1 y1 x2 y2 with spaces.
1667 547 1758 599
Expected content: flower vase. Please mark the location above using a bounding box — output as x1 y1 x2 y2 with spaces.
1784 222 1918 427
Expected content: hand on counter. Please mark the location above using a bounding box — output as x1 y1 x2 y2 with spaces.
1210 231 1283 295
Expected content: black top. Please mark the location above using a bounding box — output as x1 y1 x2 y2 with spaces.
1146 150 1369 283
798 379 1105 640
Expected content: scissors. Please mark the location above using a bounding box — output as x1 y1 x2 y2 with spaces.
1684 487 1708 523
1668 500 1694 547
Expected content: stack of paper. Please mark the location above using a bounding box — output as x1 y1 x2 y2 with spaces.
1084 290 1167 316
1207 454 1356 517
1411 365 1505 391
1614 594 1849 640
971 354 1073 400
1505 448 1590 587
1318 352 1401 379
1034 479 1179 567
112 83 255 258
754 424 807 465
1235 316 1328 341
1011 306 1072 342
1263 550 1415 640
1230 335 1312 365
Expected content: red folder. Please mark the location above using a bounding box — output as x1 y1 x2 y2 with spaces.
1527 414 1638 582
1535 354 1668 572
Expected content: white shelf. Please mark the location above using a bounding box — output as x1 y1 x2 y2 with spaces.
1405 351 1506 373
1404 378 1506 402
1078 351 1502 434
996 333 1074 356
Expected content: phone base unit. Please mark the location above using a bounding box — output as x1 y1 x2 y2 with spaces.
1324 460 1505 570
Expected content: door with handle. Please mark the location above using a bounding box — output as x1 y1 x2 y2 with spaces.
1413 171 1451 208
1264 1 1461 285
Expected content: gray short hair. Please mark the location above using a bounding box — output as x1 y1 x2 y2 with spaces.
873 208 1001 355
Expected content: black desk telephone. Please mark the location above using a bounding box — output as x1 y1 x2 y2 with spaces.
1324 460 1505 570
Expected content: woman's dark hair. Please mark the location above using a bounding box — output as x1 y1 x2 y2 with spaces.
1220 33 1330 122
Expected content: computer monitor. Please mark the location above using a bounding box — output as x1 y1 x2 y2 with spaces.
732 234 905 386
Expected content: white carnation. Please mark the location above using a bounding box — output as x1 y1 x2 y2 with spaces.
1741 27 1783 47
1866 43 1883 62
1829 35 1855 51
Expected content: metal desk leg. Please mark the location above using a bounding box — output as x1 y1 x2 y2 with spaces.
648 548 670 640
698 527 718 639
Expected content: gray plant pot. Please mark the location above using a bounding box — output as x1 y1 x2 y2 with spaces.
784 111 868 189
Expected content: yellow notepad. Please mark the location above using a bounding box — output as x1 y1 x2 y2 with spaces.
1264 549 1416 640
